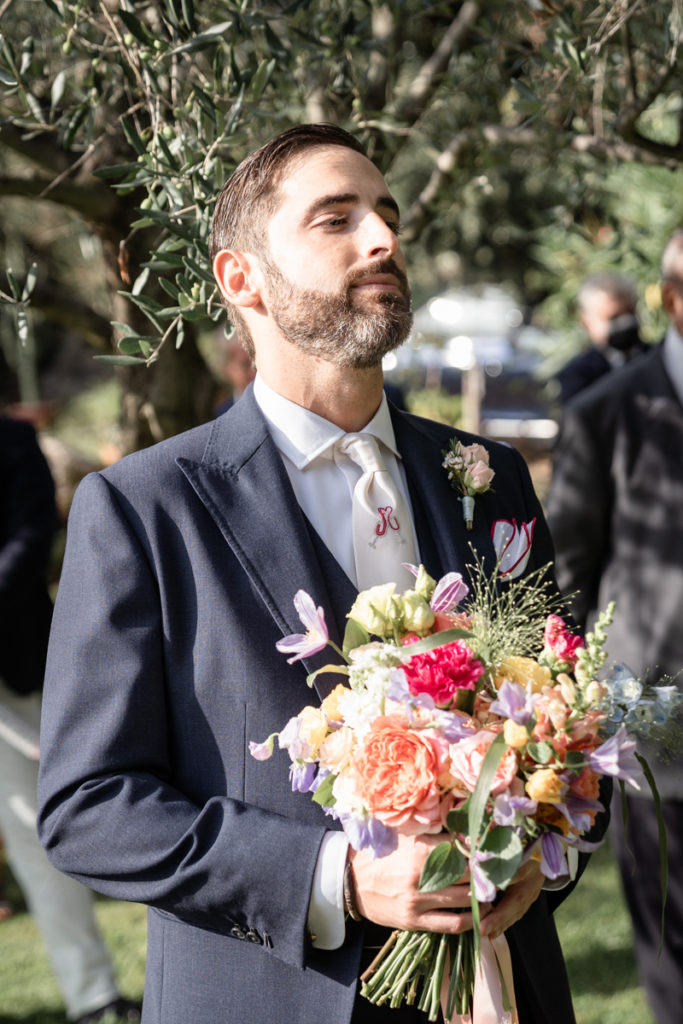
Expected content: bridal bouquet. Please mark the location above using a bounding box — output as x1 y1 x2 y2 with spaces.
251 558 680 1022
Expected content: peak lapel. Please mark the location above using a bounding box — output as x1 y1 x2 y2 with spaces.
176 392 342 687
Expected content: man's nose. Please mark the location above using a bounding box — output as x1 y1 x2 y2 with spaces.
359 211 401 259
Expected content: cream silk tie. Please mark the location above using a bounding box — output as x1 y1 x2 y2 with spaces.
335 433 417 592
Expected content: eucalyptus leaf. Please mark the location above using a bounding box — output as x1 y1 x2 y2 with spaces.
419 841 466 892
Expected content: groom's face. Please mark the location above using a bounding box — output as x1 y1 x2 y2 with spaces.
258 145 413 368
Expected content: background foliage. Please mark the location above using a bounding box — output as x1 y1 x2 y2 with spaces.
2 0 683 451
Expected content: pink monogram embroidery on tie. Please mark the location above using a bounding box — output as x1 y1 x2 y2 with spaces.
376 506 400 536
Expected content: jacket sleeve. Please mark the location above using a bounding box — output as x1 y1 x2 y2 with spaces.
545 401 613 630
36 471 326 971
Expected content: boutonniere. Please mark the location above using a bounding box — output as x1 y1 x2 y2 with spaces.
442 439 495 530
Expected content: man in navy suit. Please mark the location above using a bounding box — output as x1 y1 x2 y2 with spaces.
38 125 604 1024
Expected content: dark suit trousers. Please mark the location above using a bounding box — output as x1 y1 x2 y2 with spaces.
610 793 683 1024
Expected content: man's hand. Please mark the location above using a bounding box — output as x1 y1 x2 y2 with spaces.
349 834 491 935
480 858 544 940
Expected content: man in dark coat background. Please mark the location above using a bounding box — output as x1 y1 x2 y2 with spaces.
37 124 606 1024
547 230 683 1024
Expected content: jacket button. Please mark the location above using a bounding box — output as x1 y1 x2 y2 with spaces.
230 925 246 940
245 928 263 944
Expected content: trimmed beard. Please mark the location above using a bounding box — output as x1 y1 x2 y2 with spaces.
260 256 413 369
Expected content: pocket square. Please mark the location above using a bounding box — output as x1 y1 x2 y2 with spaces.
492 518 536 580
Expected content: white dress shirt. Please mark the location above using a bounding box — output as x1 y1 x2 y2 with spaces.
253 373 419 949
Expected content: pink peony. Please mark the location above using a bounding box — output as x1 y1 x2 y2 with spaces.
403 640 484 709
543 615 585 667
449 729 519 796
356 716 450 833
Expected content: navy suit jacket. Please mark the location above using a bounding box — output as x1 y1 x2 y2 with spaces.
38 389 593 1023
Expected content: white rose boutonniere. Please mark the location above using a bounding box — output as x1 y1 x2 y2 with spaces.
442 439 495 530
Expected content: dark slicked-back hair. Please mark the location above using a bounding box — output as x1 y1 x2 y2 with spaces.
209 123 366 263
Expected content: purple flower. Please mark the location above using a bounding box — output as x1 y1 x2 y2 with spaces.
431 572 469 612
341 814 398 858
540 832 567 879
471 851 497 902
492 792 537 827
589 725 643 790
490 679 536 725
249 735 276 761
289 761 316 793
276 590 329 664
555 792 605 833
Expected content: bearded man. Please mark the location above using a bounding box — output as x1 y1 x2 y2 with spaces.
37 124 602 1024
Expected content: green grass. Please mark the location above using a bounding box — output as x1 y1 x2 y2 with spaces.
0 844 653 1023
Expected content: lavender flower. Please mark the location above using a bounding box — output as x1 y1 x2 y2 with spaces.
276 590 329 664
589 725 642 790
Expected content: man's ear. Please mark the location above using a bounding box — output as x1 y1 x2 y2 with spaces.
213 249 262 309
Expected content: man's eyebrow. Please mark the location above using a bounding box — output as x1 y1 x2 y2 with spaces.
303 192 400 221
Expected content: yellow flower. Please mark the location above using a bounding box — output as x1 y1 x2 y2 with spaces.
297 706 329 755
348 583 400 636
503 719 529 749
495 656 552 694
526 768 565 804
321 683 349 723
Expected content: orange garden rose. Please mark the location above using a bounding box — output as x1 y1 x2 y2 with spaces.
321 683 350 723
356 715 450 833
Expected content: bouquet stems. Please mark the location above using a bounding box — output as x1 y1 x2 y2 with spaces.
360 928 475 1022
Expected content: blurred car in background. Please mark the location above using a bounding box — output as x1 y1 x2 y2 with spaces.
384 285 560 455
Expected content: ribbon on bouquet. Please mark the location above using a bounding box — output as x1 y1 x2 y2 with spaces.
441 933 518 1024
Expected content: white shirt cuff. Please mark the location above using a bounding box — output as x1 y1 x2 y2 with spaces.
308 831 349 949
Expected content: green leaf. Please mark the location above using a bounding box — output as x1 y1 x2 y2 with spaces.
94 354 147 366
445 806 469 836
21 263 37 301
121 115 147 157
305 663 348 689
419 841 466 892
118 337 145 355
311 772 336 807
17 307 29 345
564 750 586 771
0 68 17 86
342 617 369 655
249 57 275 100
527 741 553 764
92 163 142 180
50 70 66 111
131 267 150 297
159 277 180 299
63 103 89 149
26 91 46 124
119 10 155 45
6 268 21 300
166 20 233 56
403 627 472 656
478 826 523 889
468 733 506 850
180 0 197 33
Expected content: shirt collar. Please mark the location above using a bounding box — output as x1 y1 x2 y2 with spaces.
253 373 401 469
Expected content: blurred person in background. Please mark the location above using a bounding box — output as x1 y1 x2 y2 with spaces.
213 331 257 416
556 272 648 405
0 413 141 1024
546 230 683 1024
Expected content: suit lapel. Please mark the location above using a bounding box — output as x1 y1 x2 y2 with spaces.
176 391 342 690
391 409 495 584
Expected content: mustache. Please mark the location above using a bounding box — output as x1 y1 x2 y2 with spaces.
346 258 411 298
